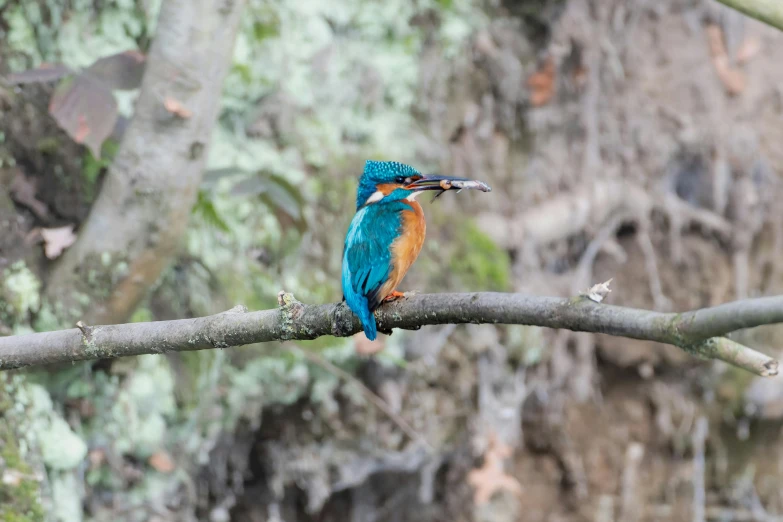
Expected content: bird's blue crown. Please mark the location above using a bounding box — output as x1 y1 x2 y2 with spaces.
356 160 421 210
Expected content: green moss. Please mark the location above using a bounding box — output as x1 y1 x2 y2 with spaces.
3 262 42 317
130 307 153 323
105 355 176 459
504 325 548 366
449 222 512 291
81 139 119 200
225 356 311 421
30 303 65 333
35 136 61 154
175 351 213 408
26 384 87 471
0 375 45 522
49 251 133 324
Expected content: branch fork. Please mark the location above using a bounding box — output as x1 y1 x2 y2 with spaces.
0 288 779 376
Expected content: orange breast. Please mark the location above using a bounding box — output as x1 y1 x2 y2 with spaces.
379 201 426 299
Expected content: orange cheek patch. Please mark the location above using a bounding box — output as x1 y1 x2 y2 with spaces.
376 183 403 195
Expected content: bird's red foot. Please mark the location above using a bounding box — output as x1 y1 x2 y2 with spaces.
383 291 406 302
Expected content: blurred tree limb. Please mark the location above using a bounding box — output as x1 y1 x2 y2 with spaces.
716 0 783 31
0 291 780 377
43 0 246 326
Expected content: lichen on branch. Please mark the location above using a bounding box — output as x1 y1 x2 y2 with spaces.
0 290 780 377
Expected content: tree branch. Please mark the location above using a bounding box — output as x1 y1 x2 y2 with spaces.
43 0 246 326
715 0 783 31
0 292 780 376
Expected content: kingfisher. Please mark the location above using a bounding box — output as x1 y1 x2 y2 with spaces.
342 160 492 340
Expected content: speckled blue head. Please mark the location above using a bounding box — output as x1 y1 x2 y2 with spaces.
356 160 422 210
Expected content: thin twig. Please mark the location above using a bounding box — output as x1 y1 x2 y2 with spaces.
619 443 645 522
292 347 433 451
0 291 780 376
692 417 708 522
636 228 670 311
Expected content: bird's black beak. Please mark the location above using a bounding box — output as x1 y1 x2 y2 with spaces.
405 175 492 193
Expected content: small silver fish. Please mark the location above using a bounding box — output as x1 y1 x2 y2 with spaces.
432 178 492 200
440 179 492 192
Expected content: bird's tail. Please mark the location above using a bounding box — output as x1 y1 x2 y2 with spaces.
344 292 378 341
360 310 378 341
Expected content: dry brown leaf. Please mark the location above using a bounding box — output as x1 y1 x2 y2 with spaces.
163 97 192 118
148 450 176 473
24 228 43 247
88 448 106 469
10 170 50 221
467 432 522 505
85 50 147 90
48 75 119 158
41 225 77 259
74 115 90 144
527 57 556 107
581 278 613 303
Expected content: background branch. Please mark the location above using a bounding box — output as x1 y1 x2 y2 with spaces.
42 0 246 326
0 292 779 376
715 0 783 31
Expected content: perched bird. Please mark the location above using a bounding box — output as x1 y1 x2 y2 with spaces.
342 160 491 340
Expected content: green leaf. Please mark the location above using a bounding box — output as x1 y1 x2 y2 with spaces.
257 174 304 221
201 167 247 190
193 191 230 233
82 138 119 200
230 171 306 230
252 20 280 41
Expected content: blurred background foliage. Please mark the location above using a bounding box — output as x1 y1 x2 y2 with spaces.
1 1 513 520
2 0 783 521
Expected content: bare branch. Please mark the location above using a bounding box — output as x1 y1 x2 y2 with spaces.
43 0 246 326
676 296 783 339
0 292 779 376
715 0 783 32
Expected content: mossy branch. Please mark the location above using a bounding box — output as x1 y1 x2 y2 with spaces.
0 290 781 376
715 0 783 31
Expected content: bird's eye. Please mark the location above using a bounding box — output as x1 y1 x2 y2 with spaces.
394 176 405 184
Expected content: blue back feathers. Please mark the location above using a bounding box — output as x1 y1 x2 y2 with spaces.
343 160 421 339
356 160 421 210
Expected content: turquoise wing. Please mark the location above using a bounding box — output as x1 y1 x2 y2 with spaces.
342 205 400 312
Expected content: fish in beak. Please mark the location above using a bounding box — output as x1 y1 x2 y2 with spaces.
405 175 492 198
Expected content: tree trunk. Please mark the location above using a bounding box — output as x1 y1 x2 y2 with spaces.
43 0 246 325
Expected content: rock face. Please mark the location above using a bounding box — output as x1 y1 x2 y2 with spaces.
224 1 783 519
